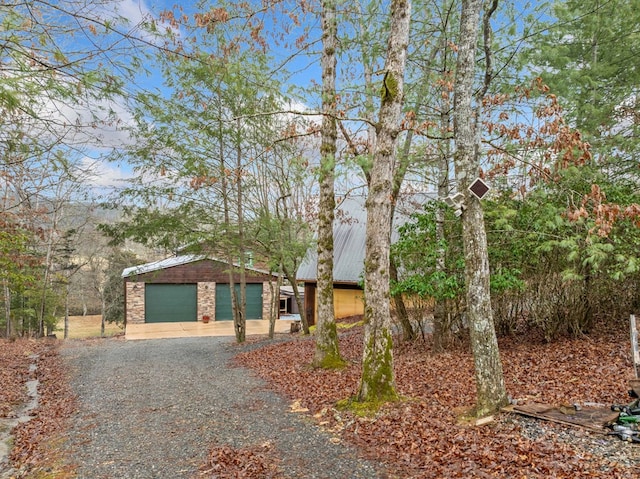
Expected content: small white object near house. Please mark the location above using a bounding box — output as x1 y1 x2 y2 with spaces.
444 192 465 217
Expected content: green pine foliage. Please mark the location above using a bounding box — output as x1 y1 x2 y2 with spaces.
393 165 640 341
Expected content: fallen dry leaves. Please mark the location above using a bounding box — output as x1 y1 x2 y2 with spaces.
3 321 640 478
1 338 76 478
0 339 43 417
196 443 282 478
234 321 640 478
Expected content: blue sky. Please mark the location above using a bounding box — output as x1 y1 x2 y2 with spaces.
24 0 553 194
67 0 322 192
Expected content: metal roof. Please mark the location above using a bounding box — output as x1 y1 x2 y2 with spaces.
122 254 273 278
122 254 205 278
296 195 431 283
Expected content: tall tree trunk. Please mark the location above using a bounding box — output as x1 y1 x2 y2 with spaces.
268 268 283 339
101 294 106 338
433 71 454 353
64 279 70 339
453 0 508 416
4 280 11 338
235 117 246 343
38 211 57 338
354 0 413 343
218 111 243 343
432 145 451 353
390 116 419 342
390 258 413 341
357 0 412 403
282 263 309 333
313 0 343 368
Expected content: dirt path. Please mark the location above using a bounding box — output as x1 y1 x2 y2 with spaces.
61 337 386 479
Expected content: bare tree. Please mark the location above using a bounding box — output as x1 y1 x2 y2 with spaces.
452 0 507 416
357 0 412 404
313 0 344 368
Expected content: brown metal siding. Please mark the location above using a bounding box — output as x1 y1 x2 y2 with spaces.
124 259 271 284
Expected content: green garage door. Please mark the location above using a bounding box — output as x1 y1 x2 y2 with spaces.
145 284 197 323
215 283 263 320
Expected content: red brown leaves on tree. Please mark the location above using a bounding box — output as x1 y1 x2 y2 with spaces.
568 184 640 237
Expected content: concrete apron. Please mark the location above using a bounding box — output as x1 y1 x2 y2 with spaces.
125 319 296 340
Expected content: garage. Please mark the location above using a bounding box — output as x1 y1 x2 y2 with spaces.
144 284 197 323
215 283 263 320
123 255 275 326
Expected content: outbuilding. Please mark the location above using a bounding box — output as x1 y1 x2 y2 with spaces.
297 194 430 325
122 255 276 325
297 196 368 325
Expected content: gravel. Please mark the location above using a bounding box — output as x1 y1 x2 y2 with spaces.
61 337 387 479
512 414 640 470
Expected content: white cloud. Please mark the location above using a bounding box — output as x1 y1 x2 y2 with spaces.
80 157 132 188
114 0 152 24
29 90 138 150
96 0 182 43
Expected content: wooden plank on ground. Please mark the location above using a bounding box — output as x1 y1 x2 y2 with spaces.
630 379 640 398
631 314 640 379
511 403 619 433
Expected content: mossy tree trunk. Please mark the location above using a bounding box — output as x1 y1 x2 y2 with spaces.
452 0 507 416
313 0 343 368
390 258 414 341
351 1 414 344
357 0 411 403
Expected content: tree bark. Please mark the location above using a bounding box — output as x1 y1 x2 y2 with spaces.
358 0 412 403
64 280 70 339
390 258 414 341
235 117 247 344
218 109 244 343
433 64 454 353
4 281 11 338
432 146 451 352
282 263 309 333
268 269 283 339
313 0 343 368
453 0 508 416
101 295 106 338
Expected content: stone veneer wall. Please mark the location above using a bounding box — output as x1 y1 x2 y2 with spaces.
126 282 145 324
126 280 273 324
198 282 216 321
262 281 274 321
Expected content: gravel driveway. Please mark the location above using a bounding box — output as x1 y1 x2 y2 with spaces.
61 337 386 479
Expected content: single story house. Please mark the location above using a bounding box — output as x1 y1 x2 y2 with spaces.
297 194 432 325
122 254 276 324
297 196 368 325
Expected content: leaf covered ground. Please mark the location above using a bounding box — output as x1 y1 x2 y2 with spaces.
3 323 640 478
1 338 76 478
0 340 42 418
234 320 640 478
